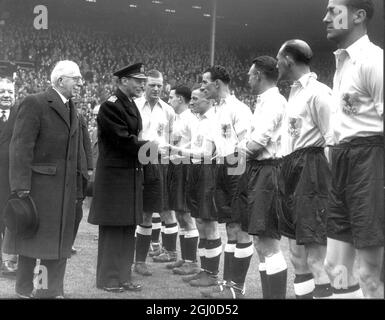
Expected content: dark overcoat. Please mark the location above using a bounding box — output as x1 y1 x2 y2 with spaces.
88 88 147 226
8 87 79 260
0 105 19 228
77 114 93 199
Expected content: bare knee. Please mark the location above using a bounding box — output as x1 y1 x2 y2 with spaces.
359 264 382 294
160 210 176 224
142 212 153 226
255 237 279 258
226 222 240 241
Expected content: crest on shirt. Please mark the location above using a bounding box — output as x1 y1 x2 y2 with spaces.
157 123 164 137
341 93 360 116
221 123 231 139
288 117 302 138
195 135 203 148
172 135 182 146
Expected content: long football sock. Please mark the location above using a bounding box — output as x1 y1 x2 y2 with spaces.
151 213 161 245
135 225 152 262
164 223 178 252
265 251 288 299
232 242 253 291
184 229 199 262
205 238 222 276
294 273 315 299
223 240 236 284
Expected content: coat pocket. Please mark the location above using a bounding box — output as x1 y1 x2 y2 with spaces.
31 164 57 175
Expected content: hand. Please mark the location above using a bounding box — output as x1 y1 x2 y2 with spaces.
16 190 30 198
236 140 249 157
158 142 173 155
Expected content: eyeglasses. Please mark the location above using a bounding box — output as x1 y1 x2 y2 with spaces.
62 75 83 83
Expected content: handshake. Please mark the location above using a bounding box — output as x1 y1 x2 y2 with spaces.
152 140 180 158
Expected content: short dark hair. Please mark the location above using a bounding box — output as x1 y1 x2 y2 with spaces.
172 85 192 103
146 69 163 79
204 65 231 84
281 40 313 65
347 0 374 21
252 56 278 82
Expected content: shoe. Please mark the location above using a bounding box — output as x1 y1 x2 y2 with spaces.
71 246 78 255
166 259 185 270
16 292 33 299
153 250 177 263
182 270 204 283
121 281 142 292
149 245 163 257
101 286 124 293
134 262 152 276
173 261 200 275
201 283 245 299
189 271 218 287
1 261 17 276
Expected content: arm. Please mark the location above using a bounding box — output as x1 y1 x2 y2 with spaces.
312 90 335 147
81 117 93 171
364 56 383 118
97 102 149 156
9 96 41 192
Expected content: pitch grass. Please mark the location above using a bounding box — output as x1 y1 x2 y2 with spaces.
0 198 296 299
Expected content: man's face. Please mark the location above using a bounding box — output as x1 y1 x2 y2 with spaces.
0 80 15 110
276 48 290 81
145 76 163 101
248 64 259 93
123 77 145 98
201 72 217 99
59 70 83 100
189 90 210 115
323 0 353 44
168 90 180 110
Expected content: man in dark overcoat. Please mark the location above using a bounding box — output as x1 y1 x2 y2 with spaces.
8 60 83 298
72 112 93 254
0 76 19 275
88 63 159 292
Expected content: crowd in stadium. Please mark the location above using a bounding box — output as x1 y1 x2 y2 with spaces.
1 0 382 301
1 19 335 130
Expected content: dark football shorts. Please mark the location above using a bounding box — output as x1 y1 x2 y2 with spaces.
327 135 384 249
215 155 245 224
168 162 189 213
235 159 281 239
187 163 217 221
278 147 330 245
143 162 169 213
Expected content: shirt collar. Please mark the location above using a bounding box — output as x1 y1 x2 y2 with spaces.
333 35 370 63
0 108 10 118
198 107 215 120
257 87 279 102
292 72 317 89
144 98 163 110
52 87 69 104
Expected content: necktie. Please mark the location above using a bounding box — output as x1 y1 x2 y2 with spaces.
1 110 7 122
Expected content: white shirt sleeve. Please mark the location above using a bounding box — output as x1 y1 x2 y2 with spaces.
250 104 282 147
312 90 335 146
364 57 383 118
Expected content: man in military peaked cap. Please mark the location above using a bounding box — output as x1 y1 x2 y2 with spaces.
88 63 159 292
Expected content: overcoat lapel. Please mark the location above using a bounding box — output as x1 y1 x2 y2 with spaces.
47 88 71 129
